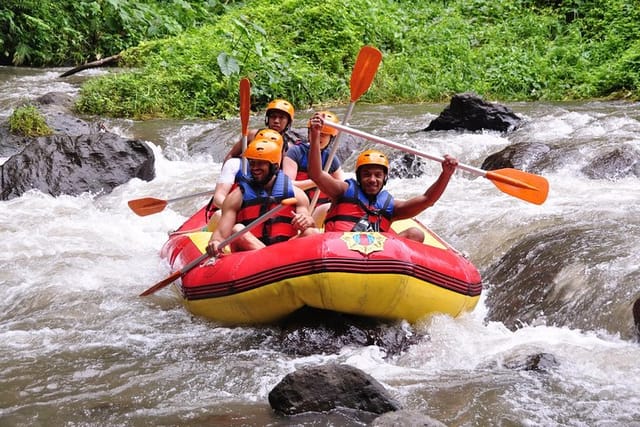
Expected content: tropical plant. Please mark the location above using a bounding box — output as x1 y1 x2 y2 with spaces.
0 0 231 66
31 0 640 119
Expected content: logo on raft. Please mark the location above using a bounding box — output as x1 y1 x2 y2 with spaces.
340 232 387 255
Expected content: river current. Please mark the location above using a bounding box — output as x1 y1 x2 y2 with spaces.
1 66 639 426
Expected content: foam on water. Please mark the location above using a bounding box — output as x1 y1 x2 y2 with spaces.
1 68 639 425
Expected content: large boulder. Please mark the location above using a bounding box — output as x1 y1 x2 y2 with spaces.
276 307 421 357
480 141 551 173
0 91 155 200
425 93 522 132
268 364 401 415
0 132 154 200
580 145 640 180
35 91 95 136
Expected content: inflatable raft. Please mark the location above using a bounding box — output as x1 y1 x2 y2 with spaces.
160 206 482 325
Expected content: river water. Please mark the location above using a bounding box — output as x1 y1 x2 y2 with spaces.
1 66 639 426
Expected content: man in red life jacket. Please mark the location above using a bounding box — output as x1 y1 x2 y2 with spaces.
283 110 345 227
206 137 317 254
306 112 458 242
205 99 300 223
207 128 285 229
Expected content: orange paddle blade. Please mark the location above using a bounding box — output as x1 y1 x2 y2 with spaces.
349 46 382 102
240 78 251 136
128 197 168 217
486 168 549 205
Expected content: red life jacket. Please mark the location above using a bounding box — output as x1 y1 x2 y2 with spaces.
236 172 296 245
324 179 394 232
296 170 330 205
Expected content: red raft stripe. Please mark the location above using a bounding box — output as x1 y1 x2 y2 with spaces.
180 258 482 301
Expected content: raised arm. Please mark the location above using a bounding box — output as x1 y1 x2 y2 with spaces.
393 155 458 220
307 113 348 200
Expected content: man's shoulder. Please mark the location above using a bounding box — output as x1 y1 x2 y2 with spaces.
287 143 306 154
222 157 242 169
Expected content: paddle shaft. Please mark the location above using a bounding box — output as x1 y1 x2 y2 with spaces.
324 121 488 177
309 46 382 211
323 121 549 204
240 78 250 175
165 190 216 204
128 189 218 217
308 102 356 211
181 198 295 271
139 197 295 296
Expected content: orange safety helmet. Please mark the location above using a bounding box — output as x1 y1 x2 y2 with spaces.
255 128 284 148
265 99 294 127
356 149 389 172
356 149 389 186
307 111 339 136
243 137 282 166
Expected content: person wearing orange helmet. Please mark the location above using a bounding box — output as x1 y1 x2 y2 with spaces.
206 99 301 225
205 129 285 230
223 98 301 162
206 137 317 254
283 110 345 227
306 112 458 241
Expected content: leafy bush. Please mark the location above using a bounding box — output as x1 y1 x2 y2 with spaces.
9 105 53 137
77 0 402 118
0 0 231 66
74 0 640 119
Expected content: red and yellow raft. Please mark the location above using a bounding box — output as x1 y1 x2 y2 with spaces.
160 207 482 325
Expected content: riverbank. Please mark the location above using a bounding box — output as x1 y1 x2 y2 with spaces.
69 0 640 120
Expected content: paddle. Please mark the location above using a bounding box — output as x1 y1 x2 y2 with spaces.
128 190 216 217
308 45 382 212
240 77 251 174
323 121 549 205
128 79 252 217
139 197 297 296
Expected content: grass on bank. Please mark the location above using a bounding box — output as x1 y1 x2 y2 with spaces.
75 0 640 120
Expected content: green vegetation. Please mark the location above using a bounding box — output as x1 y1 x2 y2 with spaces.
75 0 390 119
9 105 53 137
0 0 233 66
4 0 640 119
